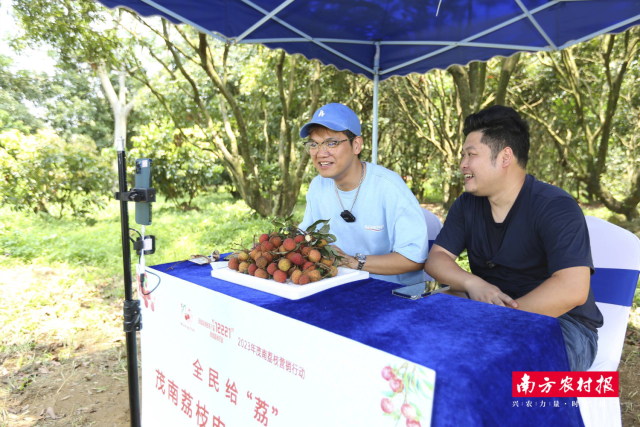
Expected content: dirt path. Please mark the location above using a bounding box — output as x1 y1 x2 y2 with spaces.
1 261 639 426
0 264 133 427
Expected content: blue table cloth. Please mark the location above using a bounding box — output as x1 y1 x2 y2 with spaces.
152 261 584 427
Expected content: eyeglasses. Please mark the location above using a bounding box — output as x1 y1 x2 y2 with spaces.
302 138 350 155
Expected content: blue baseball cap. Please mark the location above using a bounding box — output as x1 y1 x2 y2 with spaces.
299 103 361 138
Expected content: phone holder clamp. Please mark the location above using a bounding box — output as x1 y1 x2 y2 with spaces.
123 300 142 333
115 188 156 203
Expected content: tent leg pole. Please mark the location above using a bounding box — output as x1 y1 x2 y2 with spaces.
116 141 142 427
372 73 379 165
371 41 381 165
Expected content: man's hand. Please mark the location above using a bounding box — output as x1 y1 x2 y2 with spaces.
331 245 357 269
467 279 518 308
331 245 424 274
425 245 518 308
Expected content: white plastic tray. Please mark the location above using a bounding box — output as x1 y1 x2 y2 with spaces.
210 265 369 300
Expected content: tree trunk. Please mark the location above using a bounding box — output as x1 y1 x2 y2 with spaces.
94 65 135 149
494 53 521 106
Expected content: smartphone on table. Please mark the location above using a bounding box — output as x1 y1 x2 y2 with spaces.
392 281 450 300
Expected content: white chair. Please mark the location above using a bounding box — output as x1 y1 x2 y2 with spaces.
422 208 443 281
579 216 640 427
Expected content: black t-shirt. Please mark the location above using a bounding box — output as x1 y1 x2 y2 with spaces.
483 191 523 260
435 174 603 332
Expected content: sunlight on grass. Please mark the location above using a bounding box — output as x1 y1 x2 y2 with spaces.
0 191 307 279
0 190 311 382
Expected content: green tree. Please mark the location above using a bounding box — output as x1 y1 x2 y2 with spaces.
0 129 112 216
390 55 521 209
0 54 46 133
129 120 226 210
515 29 640 219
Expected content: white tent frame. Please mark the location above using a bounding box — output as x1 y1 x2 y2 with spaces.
138 0 640 164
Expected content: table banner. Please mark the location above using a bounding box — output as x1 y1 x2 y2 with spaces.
141 269 436 427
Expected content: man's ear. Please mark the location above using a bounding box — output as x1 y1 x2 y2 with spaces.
352 136 363 155
501 147 514 169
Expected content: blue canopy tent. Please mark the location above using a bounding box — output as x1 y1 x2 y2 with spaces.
96 1 640 427
98 0 640 164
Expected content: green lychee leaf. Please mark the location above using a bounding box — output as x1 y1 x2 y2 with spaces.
305 219 329 233
318 223 330 234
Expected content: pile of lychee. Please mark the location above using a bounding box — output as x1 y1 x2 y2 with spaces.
226 231 339 285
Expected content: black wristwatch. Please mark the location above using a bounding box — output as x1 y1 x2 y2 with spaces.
354 253 367 270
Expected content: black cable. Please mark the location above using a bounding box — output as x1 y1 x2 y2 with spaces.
141 269 161 295
131 228 159 295
129 228 141 244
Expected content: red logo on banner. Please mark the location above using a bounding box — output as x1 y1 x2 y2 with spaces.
512 372 618 397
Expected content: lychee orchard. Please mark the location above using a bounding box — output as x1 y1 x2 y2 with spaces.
225 217 341 285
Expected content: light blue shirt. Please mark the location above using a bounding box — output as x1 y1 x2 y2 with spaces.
300 162 428 285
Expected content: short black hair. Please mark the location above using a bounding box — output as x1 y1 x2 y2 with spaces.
463 105 529 168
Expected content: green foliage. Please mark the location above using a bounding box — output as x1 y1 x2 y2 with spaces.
129 121 227 209
42 68 114 150
0 191 306 279
12 0 120 67
0 129 113 217
0 54 46 133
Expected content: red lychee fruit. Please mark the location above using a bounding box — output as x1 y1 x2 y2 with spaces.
298 274 310 285
330 266 338 277
294 235 305 244
401 404 417 421
290 253 304 266
267 263 278 276
288 267 298 277
238 251 249 262
261 241 274 252
255 268 268 279
278 258 291 272
250 249 262 261
278 245 286 253
270 236 282 248
406 421 421 427
302 261 315 272
382 366 395 380
283 238 296 251
381 398 394 414
228 257 239 271
248 264 258 276
320 257 333 267
273 270 287 283
389 378 404 393
259 233 270 243
256 256 268 269
286 252 296 262
239 262 249 273
263 252 273 263
307 270 322 282
301 246 312 256
291 270 302 284
308 249 322 263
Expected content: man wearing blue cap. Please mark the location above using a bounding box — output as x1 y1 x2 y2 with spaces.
298 103 428 285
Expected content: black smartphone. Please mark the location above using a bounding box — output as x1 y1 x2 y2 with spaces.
392 281 450 300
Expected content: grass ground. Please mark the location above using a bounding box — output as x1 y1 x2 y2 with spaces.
0 195 638 426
